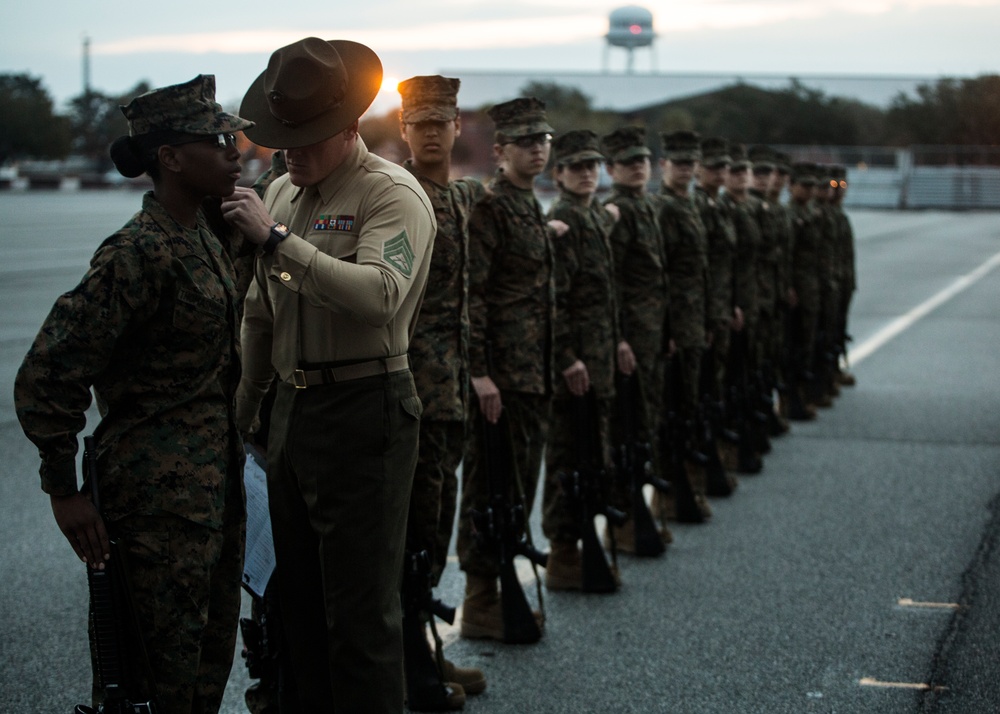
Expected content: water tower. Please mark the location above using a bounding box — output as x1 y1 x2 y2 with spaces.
604 5 657 73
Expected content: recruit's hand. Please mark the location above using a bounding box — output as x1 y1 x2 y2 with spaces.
220 186 275 245
616 340 636 375
666 338 678 358
787 288 799 308
51 493 110 570
547 219 570 238
604 203 621 222
731 306 745 332
562 360 590 396
472 375 503 424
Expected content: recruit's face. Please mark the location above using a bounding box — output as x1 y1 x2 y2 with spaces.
401 118 460 167
664 159 696 192
790 182 814 203
284 122 358 187
697 164 729 191
497 135 551 184
170 132 243 197
609 156 651 189
556 159 600 196
727 166 751 194
752 169 775 193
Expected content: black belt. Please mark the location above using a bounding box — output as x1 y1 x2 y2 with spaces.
290 355 409 388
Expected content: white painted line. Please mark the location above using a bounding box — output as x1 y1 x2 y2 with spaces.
897 597 960 610
859 677 946 692
849 250 1000 366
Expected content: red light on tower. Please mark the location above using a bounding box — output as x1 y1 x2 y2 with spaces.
605 6 657 73
630 24 642 34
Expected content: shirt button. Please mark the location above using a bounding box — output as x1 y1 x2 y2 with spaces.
280 272 292 282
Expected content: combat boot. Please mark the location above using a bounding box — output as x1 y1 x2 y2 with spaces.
607 519 635 554
442 659 486 696
459 575 503 640
685 461 713 518
545 540 582 591
718 439 739 472
788 386 817 421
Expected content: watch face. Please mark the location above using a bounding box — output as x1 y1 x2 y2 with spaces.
273 222 290 237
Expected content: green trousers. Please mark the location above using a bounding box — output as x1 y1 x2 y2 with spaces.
267 370 420 713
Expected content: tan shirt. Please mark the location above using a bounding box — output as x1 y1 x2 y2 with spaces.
236 138 436 430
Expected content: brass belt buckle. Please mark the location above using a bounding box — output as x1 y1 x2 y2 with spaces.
292 369 308 389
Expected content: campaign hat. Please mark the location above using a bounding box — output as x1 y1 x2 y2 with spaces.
240 37 382 149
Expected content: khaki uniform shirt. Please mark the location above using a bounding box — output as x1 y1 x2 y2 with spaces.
236 138 436 429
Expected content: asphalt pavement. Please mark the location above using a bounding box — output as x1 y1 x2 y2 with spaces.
1 195 998 713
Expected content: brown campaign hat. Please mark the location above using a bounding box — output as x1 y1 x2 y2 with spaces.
552 130 604 165
488 97 554 142
600 126 652 163
399 75 460 123
240 37 382 149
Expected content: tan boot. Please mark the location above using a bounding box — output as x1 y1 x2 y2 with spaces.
686 461 713 518
442 659 486 696
545 540 582 591
459 575 503 640
837 369 856 386
718 440 740 472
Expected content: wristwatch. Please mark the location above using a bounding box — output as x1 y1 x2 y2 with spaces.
262 222 290 255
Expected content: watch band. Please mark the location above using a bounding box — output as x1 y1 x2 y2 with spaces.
262 222 289 255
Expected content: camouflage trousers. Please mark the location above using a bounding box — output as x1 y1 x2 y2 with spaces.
408 419 465 584
542 394 615 542
96 496 244 714
457 391 551 577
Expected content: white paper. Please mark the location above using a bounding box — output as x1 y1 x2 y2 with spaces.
241 444 275 598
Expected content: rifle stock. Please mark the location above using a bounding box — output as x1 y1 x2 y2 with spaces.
614 373 668 556
75 436 157 714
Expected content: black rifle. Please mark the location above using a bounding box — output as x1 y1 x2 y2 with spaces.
662 354 707 523
613 372 670 556
696 350 736 497
560 389 627 592
468 343 546 643
401 549 460 711
75 436 158 714
727 328 765 474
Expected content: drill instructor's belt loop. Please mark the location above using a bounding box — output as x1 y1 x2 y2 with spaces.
291 354 410 389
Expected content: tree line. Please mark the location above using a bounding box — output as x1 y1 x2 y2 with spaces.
3 71 1000 168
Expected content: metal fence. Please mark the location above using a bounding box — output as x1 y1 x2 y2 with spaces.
784 145 1000 209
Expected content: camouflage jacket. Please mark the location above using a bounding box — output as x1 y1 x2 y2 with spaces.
468 169 555 395
658 185 708 348
694 186 736 332
14 192 242 529
770 197 795 307
604 183 669 347
833 204 857 292
814 201 840 303
722 193 762 323
749 188 781 315
404 161 486 421
548 190 620 399
789 200 821 306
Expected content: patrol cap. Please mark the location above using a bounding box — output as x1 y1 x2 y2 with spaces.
700 136 731 168
790 161 818 185
729 142 751 171
552 130 604 166
660 130 702 162
600 126 652 163
488 97 554 143
121 74 253 143
748 145 776 172
398 75 460 123
774 150 792 175
241 37 382 149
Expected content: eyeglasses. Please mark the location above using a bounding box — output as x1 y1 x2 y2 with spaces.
507 133 552 149
174 133 238 149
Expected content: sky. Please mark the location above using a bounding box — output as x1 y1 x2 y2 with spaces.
3 0 1000 115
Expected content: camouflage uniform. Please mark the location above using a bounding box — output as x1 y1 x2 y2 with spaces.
404 163 486 580
814 167 841 368
14 76 250 714
769 152 796 395
457 98 556 578
831 165 857 364
694 137 736 400
543 130 620 544
788 163 822 389
747 148 781 388
602 127 668 473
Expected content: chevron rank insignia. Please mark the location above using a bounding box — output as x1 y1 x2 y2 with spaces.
382 230 415 277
